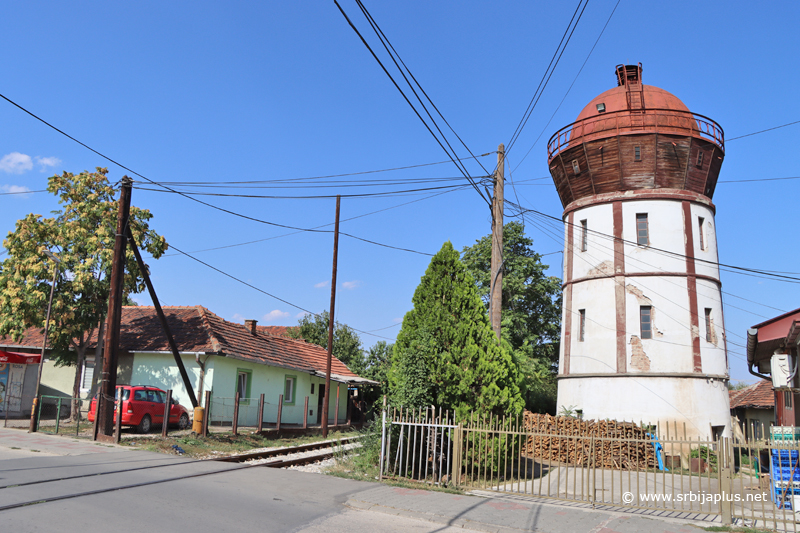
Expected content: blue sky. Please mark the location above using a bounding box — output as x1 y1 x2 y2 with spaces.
1 1 798 384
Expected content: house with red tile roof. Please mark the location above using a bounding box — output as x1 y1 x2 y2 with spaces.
0 306 375 426
729 379 774 441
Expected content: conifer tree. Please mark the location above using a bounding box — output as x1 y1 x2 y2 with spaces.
389 242 524 420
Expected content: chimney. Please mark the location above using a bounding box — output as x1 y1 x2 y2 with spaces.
244 319 258 334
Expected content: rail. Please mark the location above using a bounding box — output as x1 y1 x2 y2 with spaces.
547 108 725 162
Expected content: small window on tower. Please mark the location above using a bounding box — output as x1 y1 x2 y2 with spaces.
640 306 652 339
580 219 588 252
696 151 704 167
698 217 706 251
571 160 580 174
636 213 649 246
634 146 641 161
579 309 586 342
704 308 712 342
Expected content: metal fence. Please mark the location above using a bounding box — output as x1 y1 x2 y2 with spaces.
36 395 92 437
206 392 351 435
379 408 800 531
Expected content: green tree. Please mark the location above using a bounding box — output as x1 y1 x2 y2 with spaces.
461 221 562 413
389 242 524 421
0 169 167 418
287 310 366 375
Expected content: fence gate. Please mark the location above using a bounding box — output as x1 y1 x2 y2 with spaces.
379 406 456 486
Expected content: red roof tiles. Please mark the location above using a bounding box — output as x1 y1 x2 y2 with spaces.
0 306 359 379
729 380 775 410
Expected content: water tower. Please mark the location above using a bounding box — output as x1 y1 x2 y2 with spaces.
547 64 730 439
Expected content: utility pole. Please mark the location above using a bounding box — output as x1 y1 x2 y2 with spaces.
490 144 505 340
321 195 341 438
95 176 132 440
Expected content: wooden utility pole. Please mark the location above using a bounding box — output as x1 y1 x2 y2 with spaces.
321 195 341 438
490 144 505 340
95 176 132 440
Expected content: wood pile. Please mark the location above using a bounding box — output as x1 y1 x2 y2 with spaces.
521 412 657 470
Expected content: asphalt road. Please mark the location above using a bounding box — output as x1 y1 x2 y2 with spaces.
0 447 479 533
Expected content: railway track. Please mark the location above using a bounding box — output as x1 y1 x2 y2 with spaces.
0 437 359 511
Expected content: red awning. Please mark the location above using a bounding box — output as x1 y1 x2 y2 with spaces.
0 351 41 364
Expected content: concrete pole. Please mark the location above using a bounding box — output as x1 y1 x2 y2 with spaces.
322 195 341 438
490 144 505 340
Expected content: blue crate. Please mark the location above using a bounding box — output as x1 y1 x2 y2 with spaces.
773 486 797 509
771 448 800 461
771 465 800 481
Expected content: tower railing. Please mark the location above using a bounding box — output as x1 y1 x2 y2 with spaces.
547 108 725 162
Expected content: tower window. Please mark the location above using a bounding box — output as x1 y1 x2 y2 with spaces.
579 309 586 342
696 151 704 167
580 219 588 252
640 306 652 339
636 213 649 245
698 217 705 251
571 160 580 174
634 146 641 161
704 308 712 342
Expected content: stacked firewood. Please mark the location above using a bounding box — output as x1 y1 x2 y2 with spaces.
521 412 657 470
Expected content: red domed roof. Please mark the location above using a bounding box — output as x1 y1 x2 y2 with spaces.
575 84 691 123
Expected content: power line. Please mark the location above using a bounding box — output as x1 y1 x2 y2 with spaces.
512 0 620 172
506 0 590 155
726 119 800 142
0 91 436 257
163 183 474 256
0 189 47 195
354 0 495 182
333 0 490 207
168 243 395 341
514 202 800 283
132 182 469 199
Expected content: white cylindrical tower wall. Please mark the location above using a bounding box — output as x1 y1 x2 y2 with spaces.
557 192 730 439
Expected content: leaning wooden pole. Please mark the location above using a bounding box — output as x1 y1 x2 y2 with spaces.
127 227 197 408
321 195 341 438
96 177 132 440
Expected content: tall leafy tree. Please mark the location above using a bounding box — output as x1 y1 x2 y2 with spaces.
0 169 167 417
389 242 524 421
461 221 562 413
286 310 366 375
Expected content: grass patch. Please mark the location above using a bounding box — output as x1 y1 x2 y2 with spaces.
119 429 359 458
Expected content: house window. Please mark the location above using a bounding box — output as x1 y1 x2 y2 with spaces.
310 383 315 395
284 375 297 405
704 308 712 342
634 146 641 161
636 213 649 246
698 217 705 251
640 306 652 339
571 160 580 174
578 310 586 342
696 151 704 167
80 363 94 391
580 220 588 252
236 369 252 403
